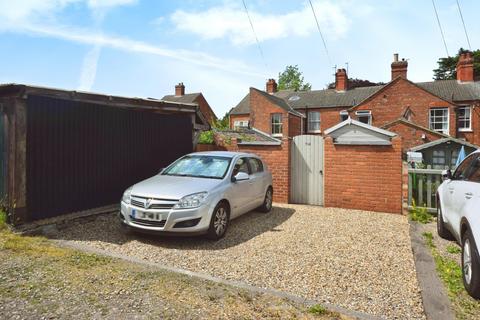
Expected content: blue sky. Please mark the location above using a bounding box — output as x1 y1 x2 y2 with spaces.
0 0 478 117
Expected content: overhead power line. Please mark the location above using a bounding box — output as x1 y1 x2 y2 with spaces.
431 0 450 57
456 0 472 50
308 0 332 66
242 0 268 74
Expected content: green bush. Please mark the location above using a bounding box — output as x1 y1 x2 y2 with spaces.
198 130 214 144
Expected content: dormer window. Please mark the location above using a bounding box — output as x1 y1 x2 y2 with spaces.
356 110 372 125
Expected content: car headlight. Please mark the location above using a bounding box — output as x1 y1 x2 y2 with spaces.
174 192 208 209
122 186 132 204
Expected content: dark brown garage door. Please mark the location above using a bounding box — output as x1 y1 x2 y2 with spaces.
26 95 192 220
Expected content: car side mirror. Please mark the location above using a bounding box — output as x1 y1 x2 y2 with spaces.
232 172 249 182
442 169 452 180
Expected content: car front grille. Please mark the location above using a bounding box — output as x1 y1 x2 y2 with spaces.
130 196 177 210
130 216 166 228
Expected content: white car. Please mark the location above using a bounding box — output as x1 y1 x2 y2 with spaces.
437 150 480 298
120 151 273 240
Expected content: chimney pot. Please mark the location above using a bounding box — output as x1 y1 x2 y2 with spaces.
175 82 185 96
266 79 278 94
335 68 348 92
391 53 408 80
456 51 474 82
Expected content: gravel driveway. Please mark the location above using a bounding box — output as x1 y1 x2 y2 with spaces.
53 204 424 319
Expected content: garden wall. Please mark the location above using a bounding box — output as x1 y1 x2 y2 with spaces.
324 136 404 214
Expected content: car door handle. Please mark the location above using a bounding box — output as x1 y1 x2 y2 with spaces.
465 192 473 199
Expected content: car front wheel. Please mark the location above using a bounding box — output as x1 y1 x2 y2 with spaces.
462 228 480 299
258 187 273 213
437 203 454 240
206 202 229 240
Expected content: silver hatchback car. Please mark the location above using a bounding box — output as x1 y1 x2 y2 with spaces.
119 151 273 240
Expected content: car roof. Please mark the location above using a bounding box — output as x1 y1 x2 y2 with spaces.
189 151 259 158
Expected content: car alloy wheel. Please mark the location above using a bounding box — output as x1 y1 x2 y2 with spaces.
213 207 228 236
464 238 473 285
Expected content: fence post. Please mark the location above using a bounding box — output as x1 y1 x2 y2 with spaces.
418 174 424 206
408 172 412 206
426 165 432 208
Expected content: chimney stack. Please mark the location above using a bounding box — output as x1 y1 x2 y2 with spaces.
456 51 474 83
335 68 348 92
266 79 278 94
391 53 408 80
175 82 185 96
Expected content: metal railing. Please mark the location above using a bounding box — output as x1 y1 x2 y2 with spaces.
408 166 444 213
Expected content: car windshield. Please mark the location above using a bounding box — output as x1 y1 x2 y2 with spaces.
162 155 231 179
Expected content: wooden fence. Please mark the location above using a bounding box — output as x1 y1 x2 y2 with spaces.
407 166 444 213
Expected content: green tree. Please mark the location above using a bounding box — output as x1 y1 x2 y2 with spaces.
278 65 311 91
433 48 480 80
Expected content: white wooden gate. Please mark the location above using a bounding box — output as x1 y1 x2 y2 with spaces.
290 135 324 205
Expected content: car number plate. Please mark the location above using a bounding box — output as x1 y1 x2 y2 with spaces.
132 210 163 221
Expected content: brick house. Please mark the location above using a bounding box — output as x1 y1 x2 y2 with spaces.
229 52 480 166
163 82 218 125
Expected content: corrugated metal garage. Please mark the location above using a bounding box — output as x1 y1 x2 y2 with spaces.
0 84 208 224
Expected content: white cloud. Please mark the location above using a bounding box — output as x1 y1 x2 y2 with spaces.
0 0 136 22
10 22 265 78
170 0 350 46
78 44 102 91
0 0 77 21
87 0 136 9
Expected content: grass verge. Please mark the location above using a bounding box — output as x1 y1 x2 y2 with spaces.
0 226 344 319
423 232 480 319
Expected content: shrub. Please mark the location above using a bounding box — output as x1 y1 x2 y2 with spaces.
198 130 214 144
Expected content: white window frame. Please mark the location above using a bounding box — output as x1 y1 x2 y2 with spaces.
233 120 249 130
271 113 283 137
458 106 472 132
355 110 372 125
429 108 449 135
340 110 349 122
307 111 321 133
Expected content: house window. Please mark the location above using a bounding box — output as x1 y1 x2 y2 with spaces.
307 111 321 133
458 106 472 131
429 108 449 134
233 120 249 130
271 113 283 136
432 150 446 169
356 110 371 125
340 110 349 122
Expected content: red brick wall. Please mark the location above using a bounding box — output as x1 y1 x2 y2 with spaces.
355 78 457 136
250 89 289 137
214 134 290 203
288 114 302 137
384 121 444 153
229 114 250 129
195 144 218 152
297 107 346 134
324 136 403 214
194 94 217 125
